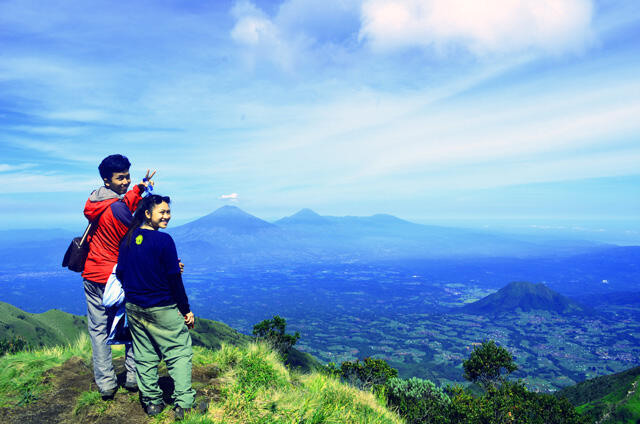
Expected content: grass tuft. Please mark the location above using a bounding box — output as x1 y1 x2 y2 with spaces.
0 333 91 407
189 341 402 424
74 390 102 415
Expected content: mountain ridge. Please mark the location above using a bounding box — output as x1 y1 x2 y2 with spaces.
164 206 609 266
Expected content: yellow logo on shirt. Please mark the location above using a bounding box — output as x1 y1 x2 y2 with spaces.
135 235 143 245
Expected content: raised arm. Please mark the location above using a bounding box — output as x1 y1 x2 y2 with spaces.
123 169 156 211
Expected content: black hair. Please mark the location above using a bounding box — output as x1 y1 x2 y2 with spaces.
98 154 131 180
123 194 171 247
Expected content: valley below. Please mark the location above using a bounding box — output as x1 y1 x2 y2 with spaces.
2 256 639 393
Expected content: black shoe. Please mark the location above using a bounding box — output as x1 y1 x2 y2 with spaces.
99 386 117 400
146 403 164 416
124 380 138 392
174 406 191 420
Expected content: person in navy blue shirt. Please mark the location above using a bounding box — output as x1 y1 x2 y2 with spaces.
117 194 195 419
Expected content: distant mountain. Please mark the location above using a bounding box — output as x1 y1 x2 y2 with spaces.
275 209 331 226
460 281 586 315
556 365 640 423
0 229 75 243
0 207 615 270
0 229 75 271
168 206 289 265
164 206 611 267
172 205 276 236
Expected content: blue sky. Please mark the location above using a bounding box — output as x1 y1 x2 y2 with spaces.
1 0 639 237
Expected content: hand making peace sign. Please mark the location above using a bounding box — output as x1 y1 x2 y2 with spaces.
139 169 156 191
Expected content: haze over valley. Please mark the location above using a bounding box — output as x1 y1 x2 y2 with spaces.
2 206 638 392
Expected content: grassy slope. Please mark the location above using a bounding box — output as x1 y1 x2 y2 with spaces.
0 301 322 372
557 365 640 423
0 301 87 347
0 336 402 423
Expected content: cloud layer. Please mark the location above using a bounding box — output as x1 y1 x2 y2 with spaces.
360 0 594 55
1 0 638 228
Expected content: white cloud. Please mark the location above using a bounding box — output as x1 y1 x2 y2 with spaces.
359 0 594 56
230 3 277 46
230 1 300 69
0 163 35 172
0 172 95 193
42 109 109 123
219 193 240 201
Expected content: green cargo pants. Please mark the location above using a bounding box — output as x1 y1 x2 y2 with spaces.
125 303 196 408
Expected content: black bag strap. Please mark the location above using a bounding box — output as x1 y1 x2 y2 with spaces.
78 221 94 247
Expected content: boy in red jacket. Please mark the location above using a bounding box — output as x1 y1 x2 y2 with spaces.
82 154 154 399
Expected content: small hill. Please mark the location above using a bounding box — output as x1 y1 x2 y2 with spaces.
557 365 640 423
460 281 585 315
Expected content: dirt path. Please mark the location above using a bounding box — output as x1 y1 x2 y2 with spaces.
2 356 219 424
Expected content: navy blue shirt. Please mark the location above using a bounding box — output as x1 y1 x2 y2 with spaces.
117 228 190 315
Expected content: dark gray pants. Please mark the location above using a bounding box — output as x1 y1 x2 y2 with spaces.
84 279 136 392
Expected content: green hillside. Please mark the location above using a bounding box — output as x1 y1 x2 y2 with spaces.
0 302 87 347
0 301 321 372
0 302 597 423
460 281 585 315
557 365 640 423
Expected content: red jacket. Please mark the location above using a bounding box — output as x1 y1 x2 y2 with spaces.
82 185 143 284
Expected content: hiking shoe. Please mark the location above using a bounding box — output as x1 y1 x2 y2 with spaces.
195 399 209 413
174 406 191 420
99 386 117 400
146 403 164 416
123 380 138 392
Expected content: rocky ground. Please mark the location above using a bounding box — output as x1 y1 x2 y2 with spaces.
1 356 219 424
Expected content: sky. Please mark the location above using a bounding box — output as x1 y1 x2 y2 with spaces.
1 0 639 239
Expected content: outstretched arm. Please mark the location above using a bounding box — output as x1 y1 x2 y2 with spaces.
123 169 156 211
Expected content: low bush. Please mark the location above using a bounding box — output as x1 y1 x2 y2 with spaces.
385 377 450 424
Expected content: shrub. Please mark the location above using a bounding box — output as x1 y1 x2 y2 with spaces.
385 377 450 424
0 336 29 356
252 315 300 359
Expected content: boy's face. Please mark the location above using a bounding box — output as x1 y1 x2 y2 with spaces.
104 169 131 195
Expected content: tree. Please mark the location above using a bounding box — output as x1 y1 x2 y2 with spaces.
339 357 398 391
252 315 300 358
463 340 518 390
448 381 588 424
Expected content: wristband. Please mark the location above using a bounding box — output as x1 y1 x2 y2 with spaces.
142 177 153 193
